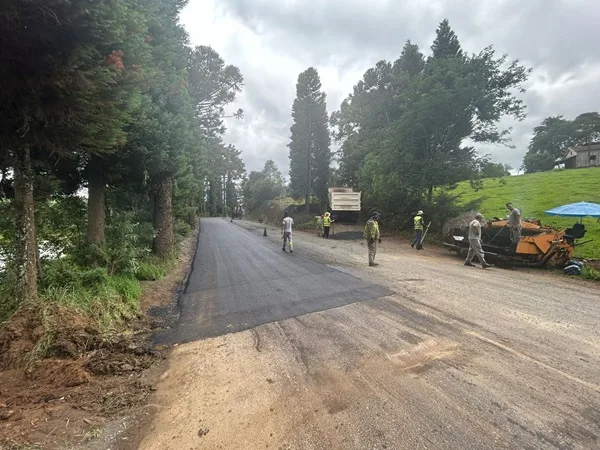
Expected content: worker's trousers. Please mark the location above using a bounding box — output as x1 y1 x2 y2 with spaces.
413 229 423 246
282 232 293 251
323 226 330 238
510 226 522 244
465 238 486 264
367 238 377 264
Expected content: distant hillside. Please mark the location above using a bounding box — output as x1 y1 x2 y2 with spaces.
449 167 600 259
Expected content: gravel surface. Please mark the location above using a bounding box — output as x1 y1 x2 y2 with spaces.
138 218 600 450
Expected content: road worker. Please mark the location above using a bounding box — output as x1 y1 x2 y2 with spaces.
464 213 493 269
506 202 522 244
323 212 333 239
317 214 324 237
411 210 425 249
364 212 381 267
282 211 294 253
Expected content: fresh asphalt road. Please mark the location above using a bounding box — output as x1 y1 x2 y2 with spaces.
141 218 600 450
159 218 391 343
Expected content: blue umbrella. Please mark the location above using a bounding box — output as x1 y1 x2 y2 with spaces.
545 201 600 219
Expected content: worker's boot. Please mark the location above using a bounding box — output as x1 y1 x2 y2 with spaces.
482 262 494 269
282 247 286 252
369 262 379 267
464 261 476 267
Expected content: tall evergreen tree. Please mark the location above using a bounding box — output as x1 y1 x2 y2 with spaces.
188 46 244 136
394 40 425 76
288 68 331 213
332 22 529 218
0 0 148 300
430 19 463 59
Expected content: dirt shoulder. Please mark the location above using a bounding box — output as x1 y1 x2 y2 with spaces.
136 219 600 450
0 229 197 450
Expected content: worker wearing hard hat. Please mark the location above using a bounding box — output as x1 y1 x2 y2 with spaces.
364 212 381 266
322 212 333 239
411 210 425 249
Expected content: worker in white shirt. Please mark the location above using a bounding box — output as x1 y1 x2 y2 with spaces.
282 211 294 253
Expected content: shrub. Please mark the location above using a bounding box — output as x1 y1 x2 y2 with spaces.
135 262 167 281
80 267 110 288
174 219 192 240
42 258 81 289
39 274 142 330
582 266 600 282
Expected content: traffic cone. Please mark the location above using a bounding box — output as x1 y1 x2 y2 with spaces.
263 227 267 237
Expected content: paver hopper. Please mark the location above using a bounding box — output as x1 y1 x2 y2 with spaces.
443 218 578 267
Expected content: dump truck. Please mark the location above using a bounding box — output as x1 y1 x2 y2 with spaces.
328 187 361 223
231 204 244 220
443 217 580 267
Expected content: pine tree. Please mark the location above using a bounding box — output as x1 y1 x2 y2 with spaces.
0 0 147 299
394 40 425 77
288 68 331 213
431 19 463 59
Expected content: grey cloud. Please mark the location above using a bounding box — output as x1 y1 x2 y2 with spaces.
190 0 600 175
220 0 600 79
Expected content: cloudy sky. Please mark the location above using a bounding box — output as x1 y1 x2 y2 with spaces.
181 0 600 176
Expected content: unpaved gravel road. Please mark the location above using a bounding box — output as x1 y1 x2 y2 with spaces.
138 218 600 450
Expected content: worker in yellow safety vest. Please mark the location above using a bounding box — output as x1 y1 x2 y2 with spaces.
322 212 333 239
364 211 381 266
411 210 424 249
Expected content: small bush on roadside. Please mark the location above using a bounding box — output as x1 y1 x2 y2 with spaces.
175 219 192 241
39 274 142 331
80 267 110 288
582 266 600 281
42 258 82 289
136 262 168 281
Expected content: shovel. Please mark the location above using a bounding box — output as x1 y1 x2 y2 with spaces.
416 222 431 250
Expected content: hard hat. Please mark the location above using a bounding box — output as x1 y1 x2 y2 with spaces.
417 210 424 215
324 212 330 216
371 211 381 217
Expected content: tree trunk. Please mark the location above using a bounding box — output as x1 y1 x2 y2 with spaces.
34 219 44 283
14 148 38 302
87 155 106 245
305 116 312 215
153 177 174 258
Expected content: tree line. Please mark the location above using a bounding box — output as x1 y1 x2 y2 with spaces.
244 20 529 223
523 112 600 173
0 0 245 307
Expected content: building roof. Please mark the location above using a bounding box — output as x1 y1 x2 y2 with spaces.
556 142 600 163
571 142 600 153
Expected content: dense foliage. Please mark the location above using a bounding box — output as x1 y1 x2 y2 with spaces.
331 20 529 223
0 0 245 318
522 112 600 173
243 160 286 212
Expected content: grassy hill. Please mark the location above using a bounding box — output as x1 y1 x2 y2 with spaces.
449 167 600 259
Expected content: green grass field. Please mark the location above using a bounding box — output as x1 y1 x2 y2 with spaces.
449 167 600 259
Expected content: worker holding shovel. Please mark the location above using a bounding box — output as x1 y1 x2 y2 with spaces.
411 210 426 249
